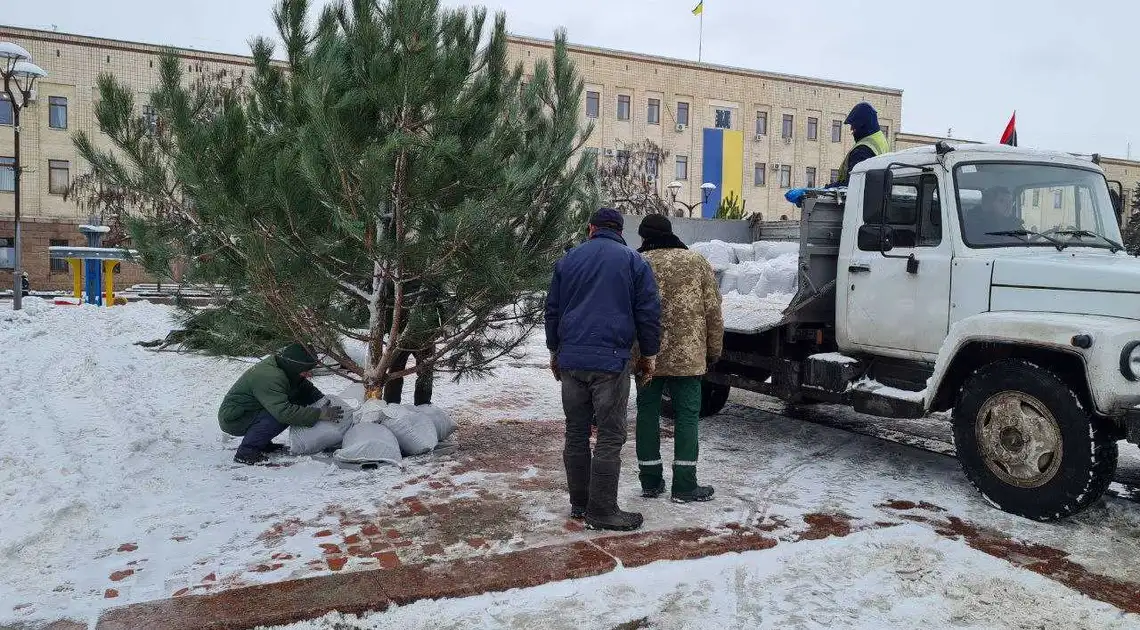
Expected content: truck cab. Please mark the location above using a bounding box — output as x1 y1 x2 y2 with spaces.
705 143 1140 521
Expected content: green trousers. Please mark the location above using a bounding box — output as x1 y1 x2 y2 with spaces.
636 376 701 493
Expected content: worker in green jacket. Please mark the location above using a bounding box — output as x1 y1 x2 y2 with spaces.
218 343 344 465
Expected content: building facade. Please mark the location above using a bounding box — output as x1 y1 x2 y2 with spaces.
506 35 902 221
0 25 1135 291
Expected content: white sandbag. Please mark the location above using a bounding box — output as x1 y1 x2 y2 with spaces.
338 383 367 408
416 404 457 440
289 398 352 455
381 405 439 456
719 266 743 294
750 253 799 299
733 260 768 295
752 241 799 262
730 243 755 263
355 398 387 424
691 240 737 272
333 422 402 465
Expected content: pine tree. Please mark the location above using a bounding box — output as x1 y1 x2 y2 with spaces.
73 0 598 395
1124 181 1140 256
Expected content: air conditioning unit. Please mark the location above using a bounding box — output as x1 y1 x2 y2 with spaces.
754 134 764 142
675 123 687 132
783 136 792 145
646 174 657 183
603 148 616 157
770 163 781 171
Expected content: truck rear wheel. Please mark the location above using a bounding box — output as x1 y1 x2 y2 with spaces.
952 359 1117 521
661 381 731 419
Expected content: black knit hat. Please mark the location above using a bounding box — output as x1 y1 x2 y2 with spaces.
638 214 674 240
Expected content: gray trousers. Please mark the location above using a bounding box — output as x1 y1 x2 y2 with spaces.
561 365 631 515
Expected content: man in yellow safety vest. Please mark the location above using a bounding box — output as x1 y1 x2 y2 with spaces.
835 102 890 186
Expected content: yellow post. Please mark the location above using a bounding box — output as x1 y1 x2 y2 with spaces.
67 258 82 299
102 260 116 307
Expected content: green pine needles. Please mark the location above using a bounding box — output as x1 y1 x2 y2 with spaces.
74 0 599 393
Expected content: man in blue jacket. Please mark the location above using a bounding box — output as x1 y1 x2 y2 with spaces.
545 208 662 531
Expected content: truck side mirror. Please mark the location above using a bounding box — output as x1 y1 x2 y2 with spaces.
858 224 895 252
862 169 893 224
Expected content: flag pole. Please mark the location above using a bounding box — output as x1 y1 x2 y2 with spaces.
698 10 704 62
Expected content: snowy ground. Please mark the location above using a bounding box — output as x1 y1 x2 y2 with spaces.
3 300 1140 629
267 526 1139 630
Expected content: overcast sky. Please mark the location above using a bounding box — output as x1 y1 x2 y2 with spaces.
6 0 1136 157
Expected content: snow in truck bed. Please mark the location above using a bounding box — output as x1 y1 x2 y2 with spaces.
691 239 798 334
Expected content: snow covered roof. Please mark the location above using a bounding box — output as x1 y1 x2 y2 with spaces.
855 144 1103 174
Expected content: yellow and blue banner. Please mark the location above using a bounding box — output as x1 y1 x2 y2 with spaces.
701 128 743 218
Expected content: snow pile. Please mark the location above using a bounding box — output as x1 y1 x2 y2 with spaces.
266 526 1139 630
692 240 800 333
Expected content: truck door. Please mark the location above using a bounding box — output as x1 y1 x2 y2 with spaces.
843 173 952 356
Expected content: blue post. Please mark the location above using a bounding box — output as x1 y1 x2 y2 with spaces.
85 258 102 305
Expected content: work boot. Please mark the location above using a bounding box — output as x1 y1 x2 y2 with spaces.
262 443 288 454
641 478 666 499
233 450 268 466
584 461 643 531
570 505 586 521
671 485 715 503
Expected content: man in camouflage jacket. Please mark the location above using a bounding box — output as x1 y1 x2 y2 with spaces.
634 214 724 503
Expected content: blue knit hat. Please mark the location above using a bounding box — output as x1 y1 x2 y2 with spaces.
589 208 624 230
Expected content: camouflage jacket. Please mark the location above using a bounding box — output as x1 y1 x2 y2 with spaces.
639 248 724 377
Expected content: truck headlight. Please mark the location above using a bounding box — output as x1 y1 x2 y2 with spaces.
1122 342 1140 381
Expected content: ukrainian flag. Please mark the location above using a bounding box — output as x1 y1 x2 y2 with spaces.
701 128 744 218
692 1 703 15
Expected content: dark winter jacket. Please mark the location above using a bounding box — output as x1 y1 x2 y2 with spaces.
217 343 325 436
545 229 662 373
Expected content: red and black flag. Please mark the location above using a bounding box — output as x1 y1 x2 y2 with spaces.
1000 111 1017 146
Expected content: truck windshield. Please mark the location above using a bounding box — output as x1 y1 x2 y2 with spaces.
954 162 1123 250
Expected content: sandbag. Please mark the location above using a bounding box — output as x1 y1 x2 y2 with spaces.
381 405 439 456
691 240 737 272
730 243 755 263
354 398 387 424
289 398 352 455
416 404 457 441
333 422 402 465
338 383 367 408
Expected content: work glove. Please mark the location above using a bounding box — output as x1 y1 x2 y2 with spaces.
550 353 561 382
319 405 345 423
636 356 657 386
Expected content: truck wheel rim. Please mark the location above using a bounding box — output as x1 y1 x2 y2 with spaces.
975 391 1063 489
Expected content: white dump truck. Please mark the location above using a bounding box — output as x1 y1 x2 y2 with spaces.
698 142 1140 521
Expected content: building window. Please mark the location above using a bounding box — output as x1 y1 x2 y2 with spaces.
143 105 159 133
616 150 631 171
755 111 767 135
1032 189 1041 207
586 91 599 118
714 108 732 129
882 124 890 141
830 169 840 184
0 98 11 126
807 117 818 141
617 95 631 121
782 114 794 139
831 120 842 142
647 98 661 125
779 165 792 188
754 163 766 187
676 155 688 180
48 160 70 195
1053 189 1063 209
49 239 69 272
0 157 13 192
677 101 689 126
48 96 68 129
646 153 659 177
805 167 817 188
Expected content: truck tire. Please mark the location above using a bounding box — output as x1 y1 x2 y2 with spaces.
661 381 731 419
952 359 1117 521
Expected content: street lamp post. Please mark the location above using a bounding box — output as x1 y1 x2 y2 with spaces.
666 181 717 217
1 43 47 311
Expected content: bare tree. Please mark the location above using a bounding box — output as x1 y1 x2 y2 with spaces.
597 139 678 216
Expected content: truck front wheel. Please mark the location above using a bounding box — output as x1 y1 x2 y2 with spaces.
952 359 1117 521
